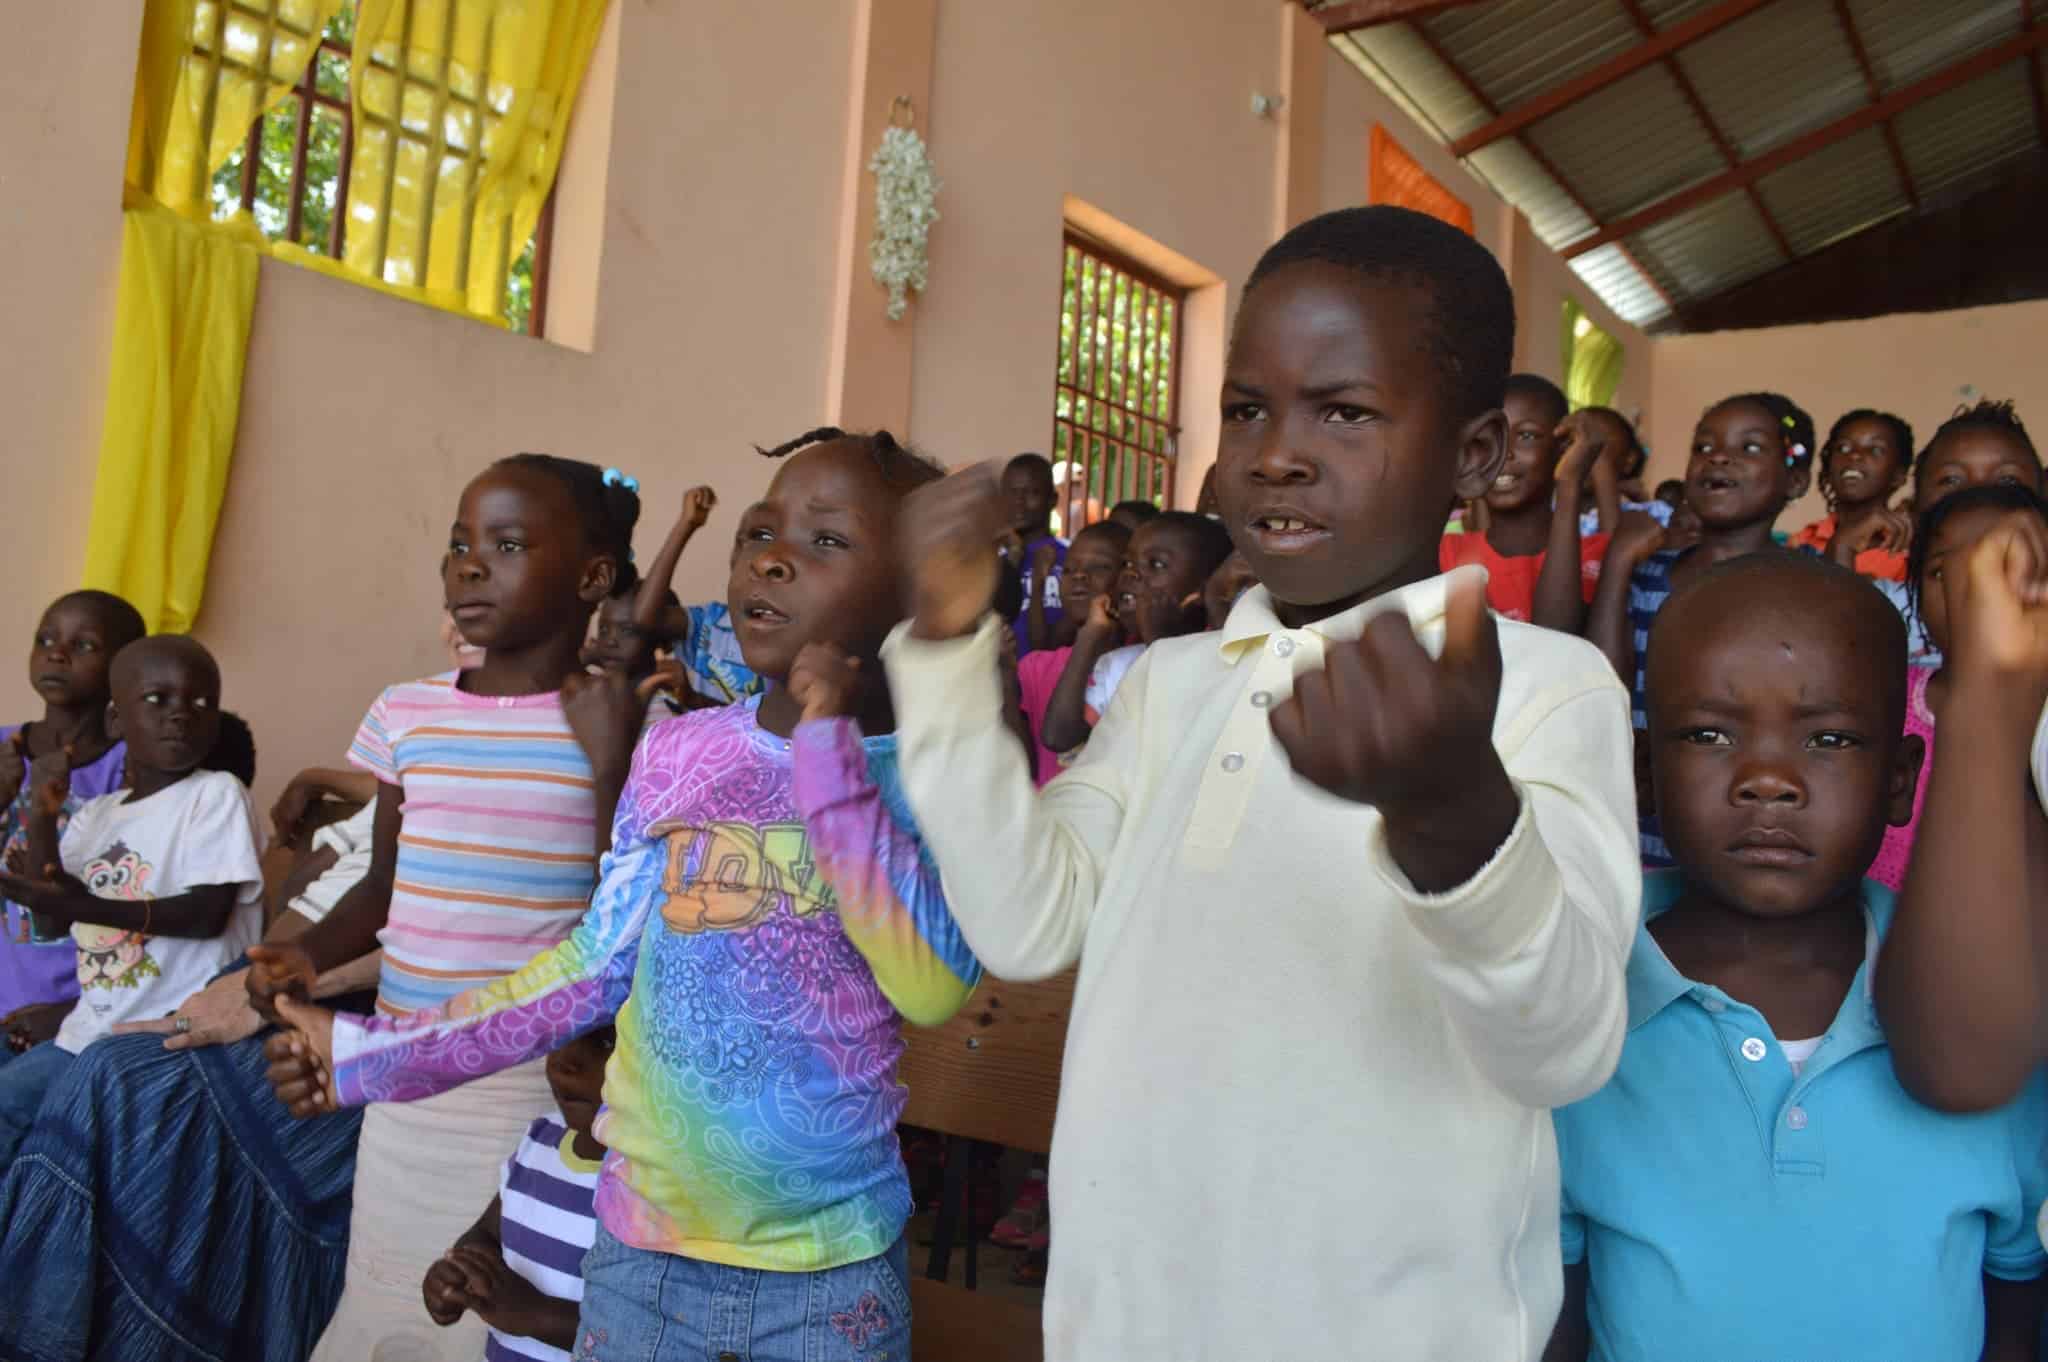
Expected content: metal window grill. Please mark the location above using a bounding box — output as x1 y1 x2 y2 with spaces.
1052 232 1183 533
198 0 552 334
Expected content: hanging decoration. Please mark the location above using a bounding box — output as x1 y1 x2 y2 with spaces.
868 97 940 321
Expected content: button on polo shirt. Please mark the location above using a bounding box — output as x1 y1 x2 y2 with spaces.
1555 872 2048 1362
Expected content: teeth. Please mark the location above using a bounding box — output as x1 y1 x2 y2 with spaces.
1493 475 1517 490
1261 516 1310 532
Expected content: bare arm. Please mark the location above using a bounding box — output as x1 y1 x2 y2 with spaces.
1532 440 1600 635
1025 541 1059 653
1586 518 1665 686
1542 1262 1590 1362
1983 1274 2046 1362
1878 517 2048 1111
631 487 716 638
270 781 402 977
1041 602 1119 754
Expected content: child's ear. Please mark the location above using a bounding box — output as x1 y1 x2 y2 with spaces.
1451 407 1510 503
1633 728 1657 823
1887 732 1927 828
578 556 620 606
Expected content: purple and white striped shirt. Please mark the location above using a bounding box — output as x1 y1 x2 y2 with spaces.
486 1116 601 1362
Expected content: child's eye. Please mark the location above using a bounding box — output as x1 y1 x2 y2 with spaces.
76 641 98 653
448 541 469 556
1223 402 1265 423
1325 405 1371 425
814 533 848 550
1679 727 1732 747
143 692 165 707
743 526 773 543
1807 731 1859 750
195 696 214 710
496 539 525 553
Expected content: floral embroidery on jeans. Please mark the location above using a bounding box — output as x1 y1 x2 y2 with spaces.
830 1291 891 1349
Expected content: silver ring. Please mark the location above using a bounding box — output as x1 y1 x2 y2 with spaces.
174 1016 192 1035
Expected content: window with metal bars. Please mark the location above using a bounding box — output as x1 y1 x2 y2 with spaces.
204 1 554 335
1052 233 1183 534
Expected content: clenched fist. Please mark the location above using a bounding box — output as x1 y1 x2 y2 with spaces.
899 463 1011 641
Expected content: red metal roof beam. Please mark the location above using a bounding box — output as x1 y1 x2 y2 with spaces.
1561 23 2048 259
1833 0 1920 210
2025 0 2048 150
1311 0 1497 36
1448 0 1775 156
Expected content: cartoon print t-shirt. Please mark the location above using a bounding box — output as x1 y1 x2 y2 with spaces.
52 769 264 1054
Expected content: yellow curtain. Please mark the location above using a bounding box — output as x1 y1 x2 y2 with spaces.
82 202 261 635
148 0 346 218
1368 124 1474 236
344 0 609 322
1561 299 1625 411
85 0 324 630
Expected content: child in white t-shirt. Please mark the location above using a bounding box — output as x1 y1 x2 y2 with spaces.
0 636 262 1162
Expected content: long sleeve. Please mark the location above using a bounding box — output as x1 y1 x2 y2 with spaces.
1367 681 1640 1109
880 615 1128 981
789 717 981 1026
330 828 658 1106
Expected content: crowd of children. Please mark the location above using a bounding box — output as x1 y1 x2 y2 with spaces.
0 203 2045 1361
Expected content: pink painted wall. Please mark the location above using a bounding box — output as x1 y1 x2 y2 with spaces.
1645 298 2048 532
3 0 1672 807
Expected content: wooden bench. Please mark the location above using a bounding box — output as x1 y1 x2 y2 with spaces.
900 969 1075 1362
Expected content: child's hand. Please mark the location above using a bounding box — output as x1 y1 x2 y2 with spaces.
269 773 325 845
1030 539 1059 583
0 732 26 806
0 865 90 916
788 642 864 723
442 1242 555 1337
245 942 318 1020
422 1255 476 1327
27 745 71 822
263 994 339 1118
1608 509 1669 567
1948 511 2048 703
681 485 718 531
1133 590 1203 645
561 669 641 786
1270 571 1515 887
2 1001 70 1053
1079 593 1119 641
1833 508 1912 562
900 463 1009 641
1552 413 1606 490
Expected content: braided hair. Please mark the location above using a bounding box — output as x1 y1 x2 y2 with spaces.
1926 399 2035 461
755 426 945 492
491 453 643 579
1706 392 1815 472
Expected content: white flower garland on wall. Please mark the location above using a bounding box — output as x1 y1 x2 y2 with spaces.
868 123 940 321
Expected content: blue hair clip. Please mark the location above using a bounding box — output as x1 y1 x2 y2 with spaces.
602 467 640 494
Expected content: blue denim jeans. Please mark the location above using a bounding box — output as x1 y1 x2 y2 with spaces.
572 1226 912 1362
0 1042 73 1165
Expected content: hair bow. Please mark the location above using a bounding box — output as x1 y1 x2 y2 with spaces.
602 467 640 493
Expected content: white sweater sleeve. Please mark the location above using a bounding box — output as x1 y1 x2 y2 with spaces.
1365 681 1640 1109
881 616 1129 981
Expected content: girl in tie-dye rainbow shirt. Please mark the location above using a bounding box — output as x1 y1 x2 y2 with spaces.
288 431 985 1360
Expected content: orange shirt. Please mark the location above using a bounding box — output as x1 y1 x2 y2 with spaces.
1438 531 1611 624
1790 515 1908 582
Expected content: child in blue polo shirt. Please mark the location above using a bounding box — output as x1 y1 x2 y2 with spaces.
1549 551 2048 1362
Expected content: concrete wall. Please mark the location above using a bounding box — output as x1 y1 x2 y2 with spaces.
1645 298 2048 529
4 0 1667 807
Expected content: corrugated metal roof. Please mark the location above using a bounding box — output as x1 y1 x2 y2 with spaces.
1628 190 1786 299
1895 57 2041 201
1753 125 1909 255
1335 25 1493 142
1465 137 1597 247
1420 0 1637 111
1314 0 2039 327
1674 1 1866 159
1847 0 2021 90
1568 242 1673 326
1523 64 1725 221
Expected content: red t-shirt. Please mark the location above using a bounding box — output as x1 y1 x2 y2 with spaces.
1437 532 1611 623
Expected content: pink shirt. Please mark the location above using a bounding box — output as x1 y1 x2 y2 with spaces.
1016 646 1073 788
1870 666 1935 892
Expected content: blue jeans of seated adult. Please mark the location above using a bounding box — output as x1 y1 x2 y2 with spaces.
0 1042 73 1165
572 1225 912 1362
